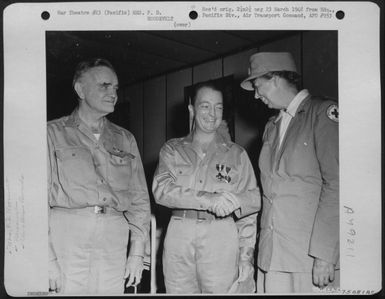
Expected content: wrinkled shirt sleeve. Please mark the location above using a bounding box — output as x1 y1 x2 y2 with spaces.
232 150 260 264
47 127 58 262
233 150 261 218
122 133 151 257
152 142 211 210
236 214 257 264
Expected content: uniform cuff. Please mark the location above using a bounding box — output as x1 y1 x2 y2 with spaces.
309 244 339 266
129 240 145 258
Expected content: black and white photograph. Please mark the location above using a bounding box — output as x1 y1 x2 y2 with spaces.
45 30 339 295
2 1 382 297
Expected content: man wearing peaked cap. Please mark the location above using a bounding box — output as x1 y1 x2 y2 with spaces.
241 52 339 293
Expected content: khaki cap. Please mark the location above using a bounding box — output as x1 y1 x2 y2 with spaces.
240 52 298 91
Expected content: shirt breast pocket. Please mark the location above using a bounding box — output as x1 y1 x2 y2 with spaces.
109 153 134 190
55 147 97 187
211 164 238 191
175 164 194 187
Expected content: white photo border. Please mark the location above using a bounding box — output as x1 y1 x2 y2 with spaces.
3 1 382 296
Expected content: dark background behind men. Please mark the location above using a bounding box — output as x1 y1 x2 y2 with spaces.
45 30 337 292
46 30 337 179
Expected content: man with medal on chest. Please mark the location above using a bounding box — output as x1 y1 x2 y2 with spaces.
153 80 261 294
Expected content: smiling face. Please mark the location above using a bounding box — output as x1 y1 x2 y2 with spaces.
75 66 119 118
191 86 223 134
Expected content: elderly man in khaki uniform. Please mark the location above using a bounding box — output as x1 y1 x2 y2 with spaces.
153 81 261 294
47 58 151 294
241 52 339 293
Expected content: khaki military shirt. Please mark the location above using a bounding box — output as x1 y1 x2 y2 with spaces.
47 109 151 257
153 133 261 257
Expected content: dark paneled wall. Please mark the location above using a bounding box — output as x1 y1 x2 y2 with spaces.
123 31 338 183
143 77 166 182
166 70 192 142
46 30 338 190
302 31 338 98
126 84 144 156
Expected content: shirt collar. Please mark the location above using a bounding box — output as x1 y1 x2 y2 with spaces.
64 108 82 127
64 107 108 132
274 89 309 123
285 89 309 117
182 131 231 152
182 131 194 144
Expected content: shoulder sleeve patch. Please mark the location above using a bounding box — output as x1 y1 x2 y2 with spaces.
326 104 339 122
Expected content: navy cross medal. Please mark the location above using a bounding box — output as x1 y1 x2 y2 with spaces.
216 163 232 183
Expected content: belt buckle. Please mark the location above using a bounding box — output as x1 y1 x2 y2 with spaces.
94 206 106 214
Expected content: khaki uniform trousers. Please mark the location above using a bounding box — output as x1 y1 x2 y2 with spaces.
257 268 340 293
163 216 239 294
49 207 129 294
